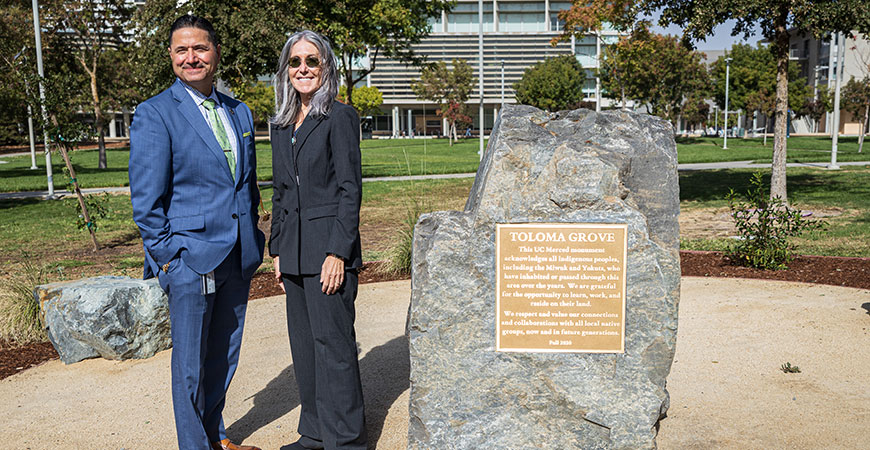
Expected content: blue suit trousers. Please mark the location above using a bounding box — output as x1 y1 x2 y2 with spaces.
159 244 250 449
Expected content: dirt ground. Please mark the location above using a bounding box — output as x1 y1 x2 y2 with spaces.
679 205 852 240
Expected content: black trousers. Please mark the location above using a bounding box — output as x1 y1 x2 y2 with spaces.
282 271 367 450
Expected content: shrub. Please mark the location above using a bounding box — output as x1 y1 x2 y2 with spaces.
0 256 49 345
725 172 825 270
385 198 429 275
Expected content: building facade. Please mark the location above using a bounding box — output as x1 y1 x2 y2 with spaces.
363 0 621 137
789 31 870 135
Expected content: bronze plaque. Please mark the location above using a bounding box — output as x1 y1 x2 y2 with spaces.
496 223 627 353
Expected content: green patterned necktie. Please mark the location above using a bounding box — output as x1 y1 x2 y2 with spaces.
202 98 236 178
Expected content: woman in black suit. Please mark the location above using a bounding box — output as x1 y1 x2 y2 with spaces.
270 30 366 450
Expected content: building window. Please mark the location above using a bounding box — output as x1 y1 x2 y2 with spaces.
428 15 442 33
499 2 545 32
549 2 571 32
447 2 494 32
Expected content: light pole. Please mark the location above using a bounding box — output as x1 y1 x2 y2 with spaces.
830 32 845 169
723 56 732 150
500 59 505 116
13 47 39 170
813 65 822 133
31 0 54 196
478 0 484 159
714 105 718 135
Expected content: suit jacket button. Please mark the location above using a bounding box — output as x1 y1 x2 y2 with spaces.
232 213 238 219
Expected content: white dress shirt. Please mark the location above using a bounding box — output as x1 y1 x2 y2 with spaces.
181 82 239 163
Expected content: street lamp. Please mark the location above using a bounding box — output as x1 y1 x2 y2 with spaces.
478 0 484 160
501 59 505 116
31 0 54 196
830 32 845 170
723 56 732 150
13 47 39 170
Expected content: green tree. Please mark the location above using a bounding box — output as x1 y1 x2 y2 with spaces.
744 88 775 145
709 43 809 138
841 76 870 153
802 87 832 134
599 26 710 124
0 1 35 145
413 59 474 145
514 55 586 112
558 0 870 204
131 0 295 98
235 81 275 131
42 0 133 169
338 85 384 139
289 0 451 111
681 94 710 132
338 85 384 117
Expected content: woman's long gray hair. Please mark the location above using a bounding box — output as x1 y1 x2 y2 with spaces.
273 30 339 127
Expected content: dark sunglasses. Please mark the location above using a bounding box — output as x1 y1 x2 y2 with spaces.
289 55 320 69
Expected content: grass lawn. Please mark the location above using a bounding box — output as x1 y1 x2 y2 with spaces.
679 166 870 257
0 138 485 192
0 154 866 288
3 135 866 192
676 135 868 164
0 147 131 193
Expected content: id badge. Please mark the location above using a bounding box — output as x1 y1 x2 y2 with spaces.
201 271 216 295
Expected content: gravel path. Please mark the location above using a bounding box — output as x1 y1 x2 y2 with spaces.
1 278 868 449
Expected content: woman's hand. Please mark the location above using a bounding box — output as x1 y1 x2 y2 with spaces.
320 254 345 295
273 256 285 293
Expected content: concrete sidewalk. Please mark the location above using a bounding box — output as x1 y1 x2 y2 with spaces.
1 277 868 449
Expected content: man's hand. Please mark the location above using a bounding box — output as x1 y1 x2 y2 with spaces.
320 254 345 295
273 256 285 293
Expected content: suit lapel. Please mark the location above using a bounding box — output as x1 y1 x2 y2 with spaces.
224 98 245 186
293 113 324 163
171 80 234 184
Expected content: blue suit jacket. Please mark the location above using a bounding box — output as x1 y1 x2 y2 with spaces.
129 79 265 280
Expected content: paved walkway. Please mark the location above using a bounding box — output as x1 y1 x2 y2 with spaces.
1 278 868 449
677 160 870 171
2 161 869 201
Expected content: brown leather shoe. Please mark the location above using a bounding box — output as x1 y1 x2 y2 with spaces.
210 438 261 450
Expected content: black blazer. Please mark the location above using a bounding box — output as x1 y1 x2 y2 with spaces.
270 101 363 275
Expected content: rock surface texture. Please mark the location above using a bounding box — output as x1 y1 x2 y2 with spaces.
407 105 680 449
36 276 171 364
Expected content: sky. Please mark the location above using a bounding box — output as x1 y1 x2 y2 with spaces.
649 18 763 51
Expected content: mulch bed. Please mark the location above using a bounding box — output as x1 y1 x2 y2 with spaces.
2 253 867 381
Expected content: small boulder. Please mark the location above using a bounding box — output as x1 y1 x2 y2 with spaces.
35 276 171 364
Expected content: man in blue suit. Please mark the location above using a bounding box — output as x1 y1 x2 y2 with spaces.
129 15 265 450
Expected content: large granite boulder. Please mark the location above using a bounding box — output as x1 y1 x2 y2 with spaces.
35 276 171 364
407 105 680 449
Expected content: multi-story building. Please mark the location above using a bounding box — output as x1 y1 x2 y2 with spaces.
363 0 622 137
789 32 869 135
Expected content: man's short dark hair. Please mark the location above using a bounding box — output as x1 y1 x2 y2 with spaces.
169 15 219 46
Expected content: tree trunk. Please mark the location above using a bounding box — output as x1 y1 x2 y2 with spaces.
621 86 626 110
448 120 454 146
57 142 99 251
859 103 868 153
122 107 131 138
764 116 770 146
343 53 355 110
770 13 791 204
88 59 107 169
